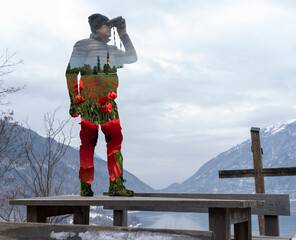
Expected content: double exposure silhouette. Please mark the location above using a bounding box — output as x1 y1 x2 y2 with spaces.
66 13 137 196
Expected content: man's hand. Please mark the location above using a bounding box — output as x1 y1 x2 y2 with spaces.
115 17 127 36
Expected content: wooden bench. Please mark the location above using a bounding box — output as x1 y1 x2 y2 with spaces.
10 195 264 240
131 193 290 237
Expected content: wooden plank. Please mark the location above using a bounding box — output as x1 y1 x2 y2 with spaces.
230 208 249 224
12 193 289 215
264 215 279 236
9 195 263 210
38 206 76 216
251 127 265 236
232 208 251 240
27 206 46 223
13 193 288 215
219 167 296 178
250 127 265 194
73 206 89 225
209 208 231 240
233 236 291 240
133 193 290 216
113 210 127 226
234 221 251 240
26 205 89 224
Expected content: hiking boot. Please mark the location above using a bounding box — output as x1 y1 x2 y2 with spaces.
80 178 94 197
103 176 134 196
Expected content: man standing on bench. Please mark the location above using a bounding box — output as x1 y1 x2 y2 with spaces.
66 13 137 196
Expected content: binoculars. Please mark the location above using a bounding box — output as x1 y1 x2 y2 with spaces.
108 16 125 30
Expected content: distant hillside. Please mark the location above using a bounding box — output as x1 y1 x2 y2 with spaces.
160 120 296 199
6 123 155 195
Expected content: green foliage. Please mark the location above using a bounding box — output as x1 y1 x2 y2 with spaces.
110 66 117 73
92 66 98 75
66 63 71 74
103 64 110 74
83 64 92 75
66 63 119 75
66 64 93 75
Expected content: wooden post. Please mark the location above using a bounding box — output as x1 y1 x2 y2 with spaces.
27 206 47 223
264 215 279 236
113 210 127 226
73 206 90 225
250 127 265 235
233 208 252 240
208 208 230 240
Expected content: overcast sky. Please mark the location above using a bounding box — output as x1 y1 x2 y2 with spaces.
1 0 296 189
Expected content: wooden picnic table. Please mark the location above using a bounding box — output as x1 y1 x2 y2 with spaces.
10 195 264 240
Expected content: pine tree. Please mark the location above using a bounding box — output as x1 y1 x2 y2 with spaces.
103 64 110 74
92 66 98 75
97 56 101 71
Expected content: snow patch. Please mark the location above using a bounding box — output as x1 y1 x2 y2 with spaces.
50 231 75 239
129 223 142 228
78 230 201 240
90 212 113 221
263 119 296 135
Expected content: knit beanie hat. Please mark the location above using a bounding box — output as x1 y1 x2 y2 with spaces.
88 13 111 33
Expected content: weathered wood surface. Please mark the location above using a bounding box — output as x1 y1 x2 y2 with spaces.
264 215 279 236
132 193 290 216
132 193 289 238
0 222 214 240
26 205 90 224
10 195 264 211
10 195 262 240
219 167 296 178
235 236 291 240
250 127 265 194
113 210 127 226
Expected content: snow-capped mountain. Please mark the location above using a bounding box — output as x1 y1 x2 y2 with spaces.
160 119 296 199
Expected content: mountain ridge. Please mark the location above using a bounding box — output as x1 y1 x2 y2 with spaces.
5 122 155 195
159 119 296 199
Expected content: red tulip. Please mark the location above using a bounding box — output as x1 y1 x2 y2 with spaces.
101 103 112 113
79 79 84 92
73 83 79 95
97 96 109 106
108 91 117 100
74 95 85 105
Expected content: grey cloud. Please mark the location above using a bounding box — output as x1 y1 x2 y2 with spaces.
2 0 296 188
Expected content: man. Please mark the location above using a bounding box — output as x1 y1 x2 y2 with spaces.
66 13 137 196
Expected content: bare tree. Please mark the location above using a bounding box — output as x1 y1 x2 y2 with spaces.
15 109 73 199
0 50 74 223
0 49 24 179
0 48 25 105
0 111 23 179
0 182 26 222
0 109 74 223
0 49 25 222
0 111 26 222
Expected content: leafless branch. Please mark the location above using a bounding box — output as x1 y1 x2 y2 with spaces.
15 109 73 199
0 48 25 105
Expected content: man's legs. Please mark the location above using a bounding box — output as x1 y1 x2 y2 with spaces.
100 102 133 196
79 118 98 196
